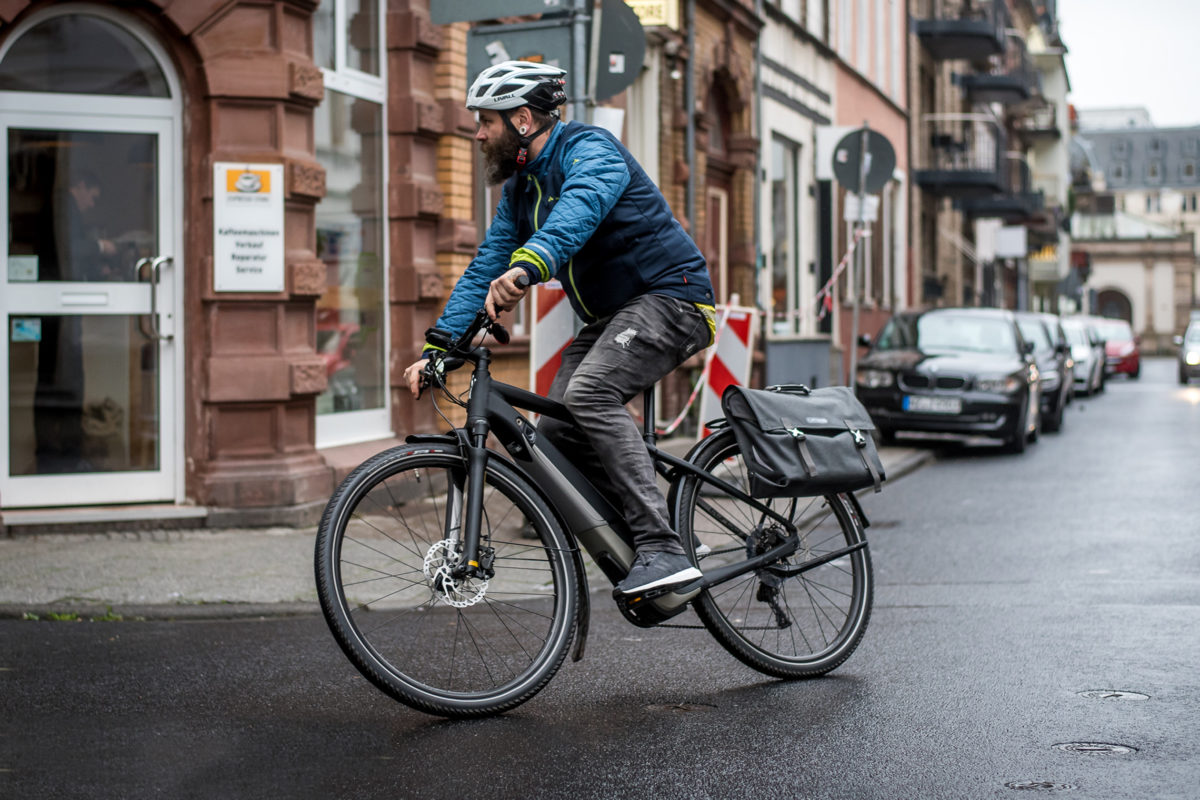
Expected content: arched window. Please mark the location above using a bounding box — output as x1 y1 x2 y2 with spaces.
0 13 168 96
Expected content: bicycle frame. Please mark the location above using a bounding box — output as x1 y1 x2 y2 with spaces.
429 333 823 630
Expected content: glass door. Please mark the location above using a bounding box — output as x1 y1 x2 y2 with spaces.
1 111 177 507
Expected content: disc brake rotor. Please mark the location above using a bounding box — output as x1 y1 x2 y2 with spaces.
422 539 489 608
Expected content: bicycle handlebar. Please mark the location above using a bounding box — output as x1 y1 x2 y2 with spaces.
419 273 533 393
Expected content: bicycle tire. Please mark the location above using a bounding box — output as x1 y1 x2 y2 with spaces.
673 429 873 679
315 443 578 717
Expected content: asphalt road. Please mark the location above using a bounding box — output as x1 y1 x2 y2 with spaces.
3 357 1198 799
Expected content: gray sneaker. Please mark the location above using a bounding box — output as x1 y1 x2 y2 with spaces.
615 550 702 595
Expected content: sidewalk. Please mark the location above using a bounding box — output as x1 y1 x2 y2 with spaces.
0 445 933 620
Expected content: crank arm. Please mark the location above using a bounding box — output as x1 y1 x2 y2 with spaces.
675 535 801 594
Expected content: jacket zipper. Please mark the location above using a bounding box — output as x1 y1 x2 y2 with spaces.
530 172 596 320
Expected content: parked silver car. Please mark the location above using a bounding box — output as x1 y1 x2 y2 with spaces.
1061 317 1105 396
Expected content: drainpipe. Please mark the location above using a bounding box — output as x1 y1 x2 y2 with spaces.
753 0 764 313
685 0 696 231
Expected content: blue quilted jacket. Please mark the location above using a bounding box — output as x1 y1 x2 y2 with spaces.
428 121 713 342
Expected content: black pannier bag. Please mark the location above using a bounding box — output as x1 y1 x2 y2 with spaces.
720 384 886 498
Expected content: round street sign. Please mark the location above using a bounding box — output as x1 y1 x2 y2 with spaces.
832 127 897 195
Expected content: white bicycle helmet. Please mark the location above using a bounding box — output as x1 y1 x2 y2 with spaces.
466 60 567 112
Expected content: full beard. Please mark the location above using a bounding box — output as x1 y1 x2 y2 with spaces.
481 125 522 185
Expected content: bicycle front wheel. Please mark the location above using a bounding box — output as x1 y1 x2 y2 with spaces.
315 444 577 717
673 429 873 678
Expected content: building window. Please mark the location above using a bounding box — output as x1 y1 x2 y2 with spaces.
1147 160 1163 183
313 0 388 445
1183 137 1199 157
1182 160 1197 181
1148 137 1165 156
1111 139 1129 158
1146 193 1161 213
1110 162 1127 183
769 136 805 337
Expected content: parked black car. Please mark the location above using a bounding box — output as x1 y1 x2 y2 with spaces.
856 308 1042 453
1015 311 1073 432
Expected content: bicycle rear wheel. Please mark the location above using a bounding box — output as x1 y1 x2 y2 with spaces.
673 429 873 678
315 443 577 717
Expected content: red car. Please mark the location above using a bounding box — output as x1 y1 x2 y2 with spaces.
1091 317 1140 379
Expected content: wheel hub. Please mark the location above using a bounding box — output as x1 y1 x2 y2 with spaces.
423 539 489 608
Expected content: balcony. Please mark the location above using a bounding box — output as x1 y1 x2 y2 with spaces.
914 114 1004 198
959 153 1045 221
1014 103 1062 142
961 37 1041 105
915 0 1008 62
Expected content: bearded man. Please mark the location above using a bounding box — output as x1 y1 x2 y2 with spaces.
403 61 716 596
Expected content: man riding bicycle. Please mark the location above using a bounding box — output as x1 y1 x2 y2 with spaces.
403 61 716 596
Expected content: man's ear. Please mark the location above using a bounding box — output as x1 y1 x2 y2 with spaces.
514 107 532 135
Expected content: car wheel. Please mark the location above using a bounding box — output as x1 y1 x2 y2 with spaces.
1004 399 1029 454
1181 369 1188 385
1131 364 1140 379
1044 398 1064 433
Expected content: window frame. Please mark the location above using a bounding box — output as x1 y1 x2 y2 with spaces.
313 0 390 448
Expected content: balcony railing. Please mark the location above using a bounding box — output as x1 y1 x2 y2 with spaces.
959 152 1045 220
961 35 1041 105
915 0 1008 62
1014 103 1061 141
914 113 1004 197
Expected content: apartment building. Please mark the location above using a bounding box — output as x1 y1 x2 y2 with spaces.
909 0 1069 312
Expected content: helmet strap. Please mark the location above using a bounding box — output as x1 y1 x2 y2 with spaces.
503 109 556 167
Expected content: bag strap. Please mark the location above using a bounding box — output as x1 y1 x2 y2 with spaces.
784 427 817 477
846 421 883 492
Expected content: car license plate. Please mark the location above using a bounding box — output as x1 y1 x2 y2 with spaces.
903 395 962 414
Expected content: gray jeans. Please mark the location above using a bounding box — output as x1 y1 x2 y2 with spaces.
538 294 711 554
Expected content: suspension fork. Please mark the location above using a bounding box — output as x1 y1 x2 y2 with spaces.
452 350 494 578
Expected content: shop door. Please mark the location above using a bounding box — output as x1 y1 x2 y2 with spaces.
1 111 178 508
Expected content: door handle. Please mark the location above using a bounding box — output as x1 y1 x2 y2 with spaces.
136 256 174 342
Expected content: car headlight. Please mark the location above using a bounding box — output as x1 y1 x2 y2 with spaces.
1187 350 1200 366
1116 342 1135 357
856 369 894 388
975 374 1022 394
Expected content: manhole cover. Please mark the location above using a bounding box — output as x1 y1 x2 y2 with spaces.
1004 782 1077 792
1077 689 1150 701
644 702 716 713
1053 742 1137 755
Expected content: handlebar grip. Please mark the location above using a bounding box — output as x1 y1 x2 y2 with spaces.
514 273 531 290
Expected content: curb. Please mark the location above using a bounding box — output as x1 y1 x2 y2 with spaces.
0 601 321 622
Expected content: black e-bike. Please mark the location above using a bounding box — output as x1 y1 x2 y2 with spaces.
315 308 874 717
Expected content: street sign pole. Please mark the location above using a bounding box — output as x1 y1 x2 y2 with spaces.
848 124 871 389
572 0 590 123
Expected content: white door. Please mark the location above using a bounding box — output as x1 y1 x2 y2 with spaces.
1 108 180 507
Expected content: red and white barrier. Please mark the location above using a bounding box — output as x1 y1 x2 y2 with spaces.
529 281 575 397
696 303 758 435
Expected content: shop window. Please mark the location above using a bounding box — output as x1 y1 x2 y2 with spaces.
314 0 388 444
0 13 168 96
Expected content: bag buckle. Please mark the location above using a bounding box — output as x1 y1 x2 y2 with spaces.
787 427 806 440
851 429 866 447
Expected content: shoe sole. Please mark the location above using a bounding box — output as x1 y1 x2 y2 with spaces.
616 566 703 596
